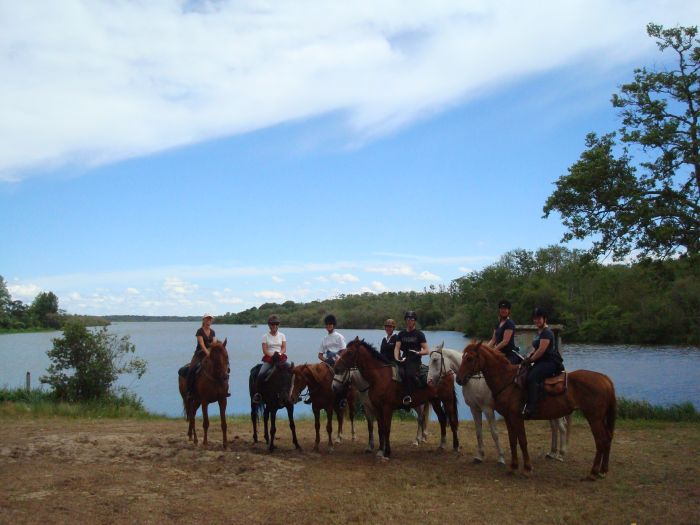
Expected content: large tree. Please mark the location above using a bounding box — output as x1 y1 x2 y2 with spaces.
544 23 699 260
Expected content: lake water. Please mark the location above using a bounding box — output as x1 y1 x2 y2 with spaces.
1 322 699 418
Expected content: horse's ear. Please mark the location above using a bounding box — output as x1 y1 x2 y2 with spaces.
437 341 444 351
474 340 482 354
354 336 360 342
222 338 227 348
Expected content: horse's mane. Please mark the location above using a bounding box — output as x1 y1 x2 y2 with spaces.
354 339 391 364
470 340 510 365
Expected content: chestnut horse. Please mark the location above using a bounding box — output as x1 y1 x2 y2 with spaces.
291 363 356 452
248 353 301 452
457 341 616 480
333 338 459 459
178 339 229 448
428 342 570 464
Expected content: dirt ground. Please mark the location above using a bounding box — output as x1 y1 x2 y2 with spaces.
1 414 698 524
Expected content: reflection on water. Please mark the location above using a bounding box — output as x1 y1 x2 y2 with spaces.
1 322 698 417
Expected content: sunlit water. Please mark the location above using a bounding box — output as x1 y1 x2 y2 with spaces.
1 322 698 417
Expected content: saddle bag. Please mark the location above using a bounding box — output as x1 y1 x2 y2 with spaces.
543 372 567 396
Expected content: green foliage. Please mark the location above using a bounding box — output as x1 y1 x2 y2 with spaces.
30 291 61 329
544 23 700 260
40 321 147 401
617 397 700 421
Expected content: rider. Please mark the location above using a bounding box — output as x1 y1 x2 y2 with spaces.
380 318 398 362
317 314 346 366
521 307 564 418
186 313 218 399
394 310 429 406
487 299 521 364
252 314 289 404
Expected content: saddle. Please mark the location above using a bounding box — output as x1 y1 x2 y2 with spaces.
543 372 568 396
394 363 429 388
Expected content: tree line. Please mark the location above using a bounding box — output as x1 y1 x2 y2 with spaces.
217 245 699 345
0 275 107 331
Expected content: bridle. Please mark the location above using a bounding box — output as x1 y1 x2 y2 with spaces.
429 349 452 385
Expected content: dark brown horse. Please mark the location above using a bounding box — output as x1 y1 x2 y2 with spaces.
291 363 356 452
332 338 459 459
178 339 229 448
249 353 301 452
456 340 616 480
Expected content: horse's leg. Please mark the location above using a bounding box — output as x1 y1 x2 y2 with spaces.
414 406 424 446
381 406 393 459
546 418 566 461
446 396 459 452
263 407 270 444
202 402 210 447
313 407 321 452
422 403 430 441
484 407 505 465
326 406 334 451
348 392 356 442
583 413 608 480
430 399 447 451
365 407 375 452
190 401 200 445
562 414 572 458
287 403 301 450
334 403 344 444
251 403 258 443
511 416 531 476
470 405 485 462
219 398 228 449
269 409 278 452
503 416 519 474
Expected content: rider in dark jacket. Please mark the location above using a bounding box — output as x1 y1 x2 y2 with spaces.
394 311 429 406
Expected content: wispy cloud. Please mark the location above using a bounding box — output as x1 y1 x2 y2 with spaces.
416 271 441 282
162 277 199 297
255 290 285 300
3 0 695 180
330 273 360 283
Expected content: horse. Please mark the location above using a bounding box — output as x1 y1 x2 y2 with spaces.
177 339 229 448
333 338 458 459
248 353 301 452
334 367 431 451
428 342 570 464
290 363 355 452
456 340 616 480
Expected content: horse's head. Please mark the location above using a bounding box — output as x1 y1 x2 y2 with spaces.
291 365 310 402
332 338 360 396
208 339 230 383
456 340 483 385
427 341 445 386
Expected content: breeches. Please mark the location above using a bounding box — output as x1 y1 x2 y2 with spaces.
527 361 559 401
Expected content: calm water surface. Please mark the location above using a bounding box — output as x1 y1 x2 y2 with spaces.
1 322 698 417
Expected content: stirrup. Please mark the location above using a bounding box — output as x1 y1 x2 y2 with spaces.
252 393 262 404
522 404 535 419
402 395 412 406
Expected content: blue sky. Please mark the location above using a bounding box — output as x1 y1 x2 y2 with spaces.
1 1 697 316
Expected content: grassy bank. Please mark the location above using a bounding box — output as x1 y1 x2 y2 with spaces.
0 388 161 419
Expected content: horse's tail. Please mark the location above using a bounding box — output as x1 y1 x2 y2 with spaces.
606 379 617 440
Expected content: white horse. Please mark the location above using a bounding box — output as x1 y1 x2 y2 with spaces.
428 343 570 463
341 369 430 451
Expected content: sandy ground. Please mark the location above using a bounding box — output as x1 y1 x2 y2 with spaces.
1 415 699 524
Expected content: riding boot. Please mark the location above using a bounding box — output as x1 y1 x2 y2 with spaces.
523 382 540 419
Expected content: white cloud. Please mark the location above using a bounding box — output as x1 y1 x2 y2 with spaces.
457 266 472 274
365 264 414 276
3 0 697 180
371 281 388 292
125 287 140 295
162 277 199 297
416 270 441 281
255 290 285 300
7 283 41 300
330 273 360 283
271 275 284 283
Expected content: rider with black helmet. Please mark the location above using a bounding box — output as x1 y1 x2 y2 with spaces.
394 310 429 405
487 299 520 364
522 307 564 418
318 314 346 366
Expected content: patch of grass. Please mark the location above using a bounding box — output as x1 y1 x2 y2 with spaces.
0 387 161 419
617 397 700 421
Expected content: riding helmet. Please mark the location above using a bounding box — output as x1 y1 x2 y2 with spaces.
404 310 417 320
498 299 511 310
324 314 337 326
267 314 280 325
532 307 548 320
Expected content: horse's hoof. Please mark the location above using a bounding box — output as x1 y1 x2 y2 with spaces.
582 474 598 482
328 447 334 454
497 459 506 467
597 472 606 479
472 457 483 464
364 448 373 454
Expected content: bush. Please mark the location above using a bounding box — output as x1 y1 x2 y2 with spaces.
40 321 147 401
617 397 700 421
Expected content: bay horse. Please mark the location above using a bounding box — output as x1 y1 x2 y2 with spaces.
177 339 229 448
290 363 356 452
428 342 570 464
333 338 458 459
248 353 301 452
456 340 615 480
334 367 431 452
